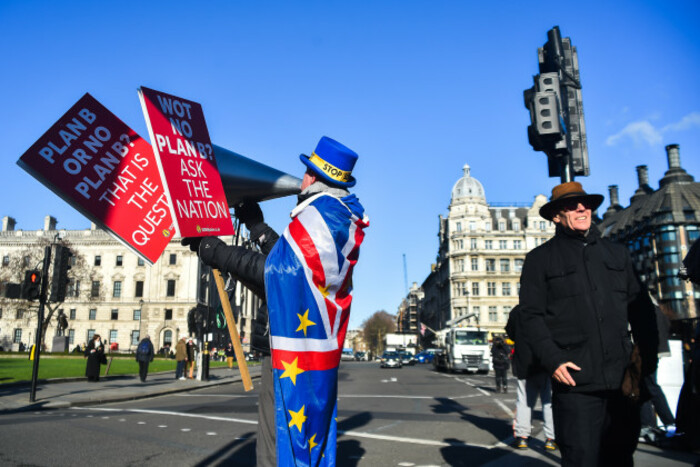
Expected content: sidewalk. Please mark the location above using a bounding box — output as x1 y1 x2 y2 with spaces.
0 364 262 413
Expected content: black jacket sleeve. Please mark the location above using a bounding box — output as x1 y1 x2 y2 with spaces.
199 237 267 298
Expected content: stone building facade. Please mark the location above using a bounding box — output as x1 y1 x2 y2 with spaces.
0 216 258 353
598 144 699 320
418 164 555 338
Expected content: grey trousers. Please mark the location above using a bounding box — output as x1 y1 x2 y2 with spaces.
257 356 276 467
514 372 555 439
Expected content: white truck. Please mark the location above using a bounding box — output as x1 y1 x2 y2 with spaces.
433 314 491 374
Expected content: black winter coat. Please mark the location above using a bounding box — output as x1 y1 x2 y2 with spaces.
505 305 545 379
519 225 658 393
491 343 511 370
199 220 279 355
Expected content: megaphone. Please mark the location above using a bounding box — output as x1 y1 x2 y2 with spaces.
213 145 302 206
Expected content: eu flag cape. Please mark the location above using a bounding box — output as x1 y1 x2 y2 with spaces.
265 193 368 466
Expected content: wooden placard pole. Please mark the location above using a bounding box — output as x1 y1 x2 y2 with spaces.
212 269 253 391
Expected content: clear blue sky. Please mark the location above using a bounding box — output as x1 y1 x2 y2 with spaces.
1 1 698 329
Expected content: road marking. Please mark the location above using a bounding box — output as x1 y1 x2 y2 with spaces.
206 432 217 436
494 399 514 418
340 395 435 399
71 407 258 425
71 407 512 450
181 428 191 432
158 425 167 428
138 421 146 425
174 394 255 399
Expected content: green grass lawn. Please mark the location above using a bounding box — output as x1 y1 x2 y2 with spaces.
0 355 249 384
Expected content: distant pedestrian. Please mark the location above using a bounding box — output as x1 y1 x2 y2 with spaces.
84 334 106 382
491 337 510 393
225 343 236 369
175 336 187 380
135 335 155 382
506 305 556 451
186 337 196 379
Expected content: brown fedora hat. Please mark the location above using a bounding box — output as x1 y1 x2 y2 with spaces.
539 181 604 221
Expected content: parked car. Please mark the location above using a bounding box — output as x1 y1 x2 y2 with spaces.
341 349 355 361
414 352 435 364
354 351 369 361
398 351 416 366
380 351 402 368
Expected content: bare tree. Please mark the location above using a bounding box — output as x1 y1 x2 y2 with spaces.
0 238 101 347
361 310 396 356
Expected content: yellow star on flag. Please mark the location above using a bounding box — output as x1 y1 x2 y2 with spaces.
296 309 316 336
288 405 307 432
280 357 305 385
308 433 319 452
317 283 330 297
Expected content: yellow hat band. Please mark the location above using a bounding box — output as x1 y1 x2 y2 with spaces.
309 152 352 183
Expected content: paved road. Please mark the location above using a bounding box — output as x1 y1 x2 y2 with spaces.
0 362 697 466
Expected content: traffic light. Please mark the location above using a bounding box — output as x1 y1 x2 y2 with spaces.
21 270 42 301
50 245 73 303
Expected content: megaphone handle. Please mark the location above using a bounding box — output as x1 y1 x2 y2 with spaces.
212 268 253 392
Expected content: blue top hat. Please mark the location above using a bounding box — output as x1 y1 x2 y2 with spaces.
300 136 357 188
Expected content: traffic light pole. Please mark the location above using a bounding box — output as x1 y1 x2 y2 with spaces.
29 245 52 403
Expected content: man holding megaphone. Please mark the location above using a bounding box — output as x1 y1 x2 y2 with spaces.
183 136 369 466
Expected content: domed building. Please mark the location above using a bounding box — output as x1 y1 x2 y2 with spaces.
418 164 555 338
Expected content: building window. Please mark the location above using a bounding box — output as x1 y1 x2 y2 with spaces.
513 221 520 232
110 330 117 343
133 309 141 321
484 221 492 231
69 308 76 320
91 281 100 298
498 221 505 231
539 221 546 231
487 282 496 296
13 328 22 343
113 281 122 298
23 256 30 267
499 240 507 250
455 222 462 232
470 238 477 249
502 282 511 296
135 280 144 298
469 221 476 231
485 240 493 250
111 309 118 320
460 282 468 296
87 329 95 341
2 255 9 267
165 309 173 320
67 279 80 298
163 330 173 347
488 306 498 322
471 257 478 271
0 309 2 319
68 329 75 345
514 240 522 250
473 306 480 319
169 253 177 265
131 331 140 346
116 255 123 267
472 282 480 296
517 282 521 294
89 309 97 320
485 259 496 272
503 306 511 322
16 309 24 319
500 259 510 272
166 280 176 297
94 255 101 266
454 239 463 250
137 257 145 267
515 258 524 272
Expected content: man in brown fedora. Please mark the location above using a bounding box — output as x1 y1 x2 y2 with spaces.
518 181 657 466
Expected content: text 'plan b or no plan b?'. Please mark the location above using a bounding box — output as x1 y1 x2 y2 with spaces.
17 93 174 264
138 87 233 238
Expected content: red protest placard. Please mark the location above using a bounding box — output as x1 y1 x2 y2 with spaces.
138 87 234 238
17 93 175 265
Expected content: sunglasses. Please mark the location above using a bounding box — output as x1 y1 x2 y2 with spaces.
559 199 594 212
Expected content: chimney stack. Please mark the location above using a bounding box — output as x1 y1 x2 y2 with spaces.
44 216 57 231
2 216 16 232
636 165 649 187
604 185 623 219
666 144 681 169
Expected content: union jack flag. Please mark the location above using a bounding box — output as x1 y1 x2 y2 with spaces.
265 192 368 466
